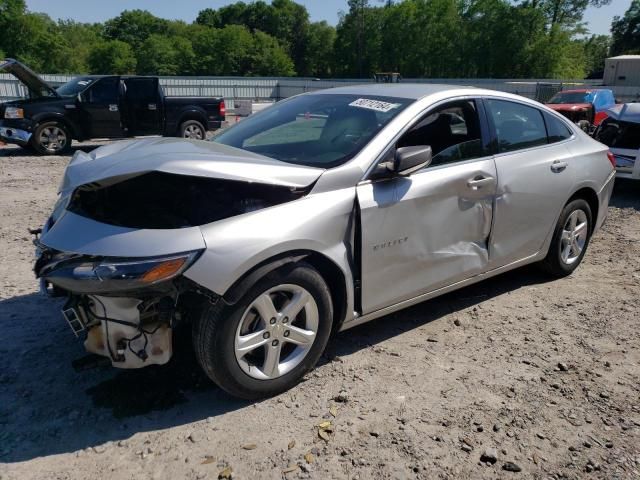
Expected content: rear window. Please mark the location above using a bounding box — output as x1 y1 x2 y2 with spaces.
595 119 640 150
486 99 547 153
544 113 573 143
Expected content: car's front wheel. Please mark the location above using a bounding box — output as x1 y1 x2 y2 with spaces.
30 121 72 155
540 198 592 277
193 264 333 399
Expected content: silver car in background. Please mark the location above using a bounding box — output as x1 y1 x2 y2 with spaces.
34 85 615 399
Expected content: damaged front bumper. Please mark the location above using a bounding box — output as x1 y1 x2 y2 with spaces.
0 126 32 145
34 244 207 369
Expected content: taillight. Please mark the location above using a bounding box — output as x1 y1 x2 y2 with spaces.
607 151 616 168
219 100 226 117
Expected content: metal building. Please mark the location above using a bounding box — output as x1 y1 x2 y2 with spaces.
604 55 640 86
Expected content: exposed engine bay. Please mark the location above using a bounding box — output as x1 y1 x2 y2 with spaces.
34 172 310 368
67 171 308 229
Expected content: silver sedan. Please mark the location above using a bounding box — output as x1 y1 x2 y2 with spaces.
34 84 615 399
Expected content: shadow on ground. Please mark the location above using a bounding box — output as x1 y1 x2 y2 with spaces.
610 178 640 211
0 143 104 158
0 264 551 463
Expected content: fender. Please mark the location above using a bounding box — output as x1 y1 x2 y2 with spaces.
222 253 308 305
32 112 82 140
175 107 208 130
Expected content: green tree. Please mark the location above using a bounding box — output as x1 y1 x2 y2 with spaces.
252 30 295 76
582 34 610 76
103 10 169 49
520 0 612 29
56 20 101 73
306 21 337 77
88 39 136 74
136 34 196 75
0 0 27 58
610 0 640 55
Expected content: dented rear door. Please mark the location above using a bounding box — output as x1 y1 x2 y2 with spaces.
357 157 497 314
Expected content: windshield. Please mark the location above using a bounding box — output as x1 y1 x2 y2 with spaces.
56 77 97 97
213 94 413 168
547 91 595 105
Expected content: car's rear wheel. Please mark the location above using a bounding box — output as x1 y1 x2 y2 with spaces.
179 120 206 140
540 199 592 277
193 264 333 399
30 121 71 155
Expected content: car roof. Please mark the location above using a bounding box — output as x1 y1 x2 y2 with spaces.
312 83 466 100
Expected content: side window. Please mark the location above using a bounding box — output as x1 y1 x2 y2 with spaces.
397 100 485 167
486 99 547 153
124 78 158 103
544 112 573 143
86 77 119 104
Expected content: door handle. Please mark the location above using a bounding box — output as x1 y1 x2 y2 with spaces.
108 104 118 112
551 160 568 173
148 104 157 110
467 176 495 189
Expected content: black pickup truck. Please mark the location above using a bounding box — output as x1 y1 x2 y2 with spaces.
0 59 225 154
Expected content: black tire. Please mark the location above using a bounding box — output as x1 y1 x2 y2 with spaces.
540 199 592 277
192 263 333 400
30 121 72 155
179 120 206 140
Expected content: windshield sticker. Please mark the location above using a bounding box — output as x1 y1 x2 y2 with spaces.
349 98 401 113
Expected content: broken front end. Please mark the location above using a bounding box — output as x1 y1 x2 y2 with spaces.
34 246 206 368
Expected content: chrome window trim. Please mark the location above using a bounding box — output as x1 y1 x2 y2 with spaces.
482 95 577 156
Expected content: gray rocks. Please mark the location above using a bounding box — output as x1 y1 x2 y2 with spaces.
502 462 522 472
480 448 498 464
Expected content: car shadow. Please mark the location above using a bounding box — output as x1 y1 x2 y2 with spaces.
0 143 106 158
0 292 248 463
324 264 553 359
0 265 552 463
610 178 640 211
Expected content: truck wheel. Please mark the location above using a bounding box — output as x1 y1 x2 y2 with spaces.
31 121 71 155
192 263 333 399
179 120 206 140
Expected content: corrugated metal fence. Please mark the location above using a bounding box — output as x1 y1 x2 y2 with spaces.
2 73 640 107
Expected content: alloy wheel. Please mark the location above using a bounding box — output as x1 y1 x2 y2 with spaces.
234 284 319 380
560 209 588 265
183 125 204 140
39 126 67 153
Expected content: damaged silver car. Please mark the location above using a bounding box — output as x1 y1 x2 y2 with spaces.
34 85 615 399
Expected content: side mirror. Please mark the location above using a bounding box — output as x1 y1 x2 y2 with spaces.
389 145 432 176
76 93 83 103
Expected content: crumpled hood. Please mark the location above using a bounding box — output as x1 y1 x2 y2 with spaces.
60 137 325 194
547 103 592 112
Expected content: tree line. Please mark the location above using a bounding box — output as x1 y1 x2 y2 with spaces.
0 0 639 79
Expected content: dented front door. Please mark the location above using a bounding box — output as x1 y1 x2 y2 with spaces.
357 158 497 314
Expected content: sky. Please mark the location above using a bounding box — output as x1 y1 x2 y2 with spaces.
26 0 633 36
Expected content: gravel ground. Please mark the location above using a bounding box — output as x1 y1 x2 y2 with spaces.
0 141 639 480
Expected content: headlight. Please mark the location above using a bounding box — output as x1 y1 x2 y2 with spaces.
4 107 24 119
38 250 203 294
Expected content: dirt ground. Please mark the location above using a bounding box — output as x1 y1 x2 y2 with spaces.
0 141 638 480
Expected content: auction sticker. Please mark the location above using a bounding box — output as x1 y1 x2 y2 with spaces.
349 98 401 113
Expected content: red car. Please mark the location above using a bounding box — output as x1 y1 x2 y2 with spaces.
545 88 616 130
